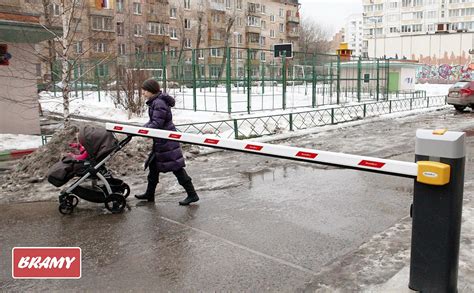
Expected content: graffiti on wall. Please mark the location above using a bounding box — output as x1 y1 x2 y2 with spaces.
416 63 474 83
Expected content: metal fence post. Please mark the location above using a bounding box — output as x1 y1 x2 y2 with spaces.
162 50 167 92
337 55 341 104
282 51 287 110
376 59 380 101
427 96 430 108
247 48 252 114
289 113 293 131
389 100 392 113
363 103 367 118
233 119 239 139
409 129 466 293
331 108 334 124
357 57 362 103
226 47 232 114
312 54 317 108
192 49 197 112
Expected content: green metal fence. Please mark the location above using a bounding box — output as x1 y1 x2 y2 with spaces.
49 48 424 114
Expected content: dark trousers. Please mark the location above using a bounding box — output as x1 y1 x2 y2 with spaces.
146 160 196 197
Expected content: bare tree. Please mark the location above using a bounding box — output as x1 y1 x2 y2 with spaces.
298 17 332 55
216 7 236 81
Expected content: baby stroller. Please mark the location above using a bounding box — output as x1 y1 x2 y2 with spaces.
47 125 132 214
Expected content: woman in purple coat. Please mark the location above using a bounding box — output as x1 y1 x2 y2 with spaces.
135 79 199 205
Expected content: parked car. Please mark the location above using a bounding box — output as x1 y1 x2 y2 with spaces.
447 80 474 112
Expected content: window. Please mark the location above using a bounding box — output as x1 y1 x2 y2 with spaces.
117 0 124 12
91 16 113 31
185 19 191 29
237 0 242 9
247 16 261 27
401 25 411 32
247 32 259 43
226 0 231 9
237 34 242 44
414 11 423 19
413 24 423 32
118 43 126 55
259 36 265 46
198 49 204 59
210 48 222 57
426 10 437 18
52 3 60 16
97 64 108 77
402 0 412 7
270 29 275 38
270 14 275 22
427 24 435 31
210 66 221 78
261 5 265 14
135 45 142 54
413 0 423 5
95 42 107 53
117 22 124 36
170 7 177 18
133 2 142 15
389 2 398 9
148 22 166 35
279 8 284 17
75 41 83 53
36 64 42 77
170 28 178 39
261 20 266 29
72 18 81 32
279 23 284 32
260 51 265 61
185 38 192 48
134 24 142 36
184 0 190 9
170 47 177 58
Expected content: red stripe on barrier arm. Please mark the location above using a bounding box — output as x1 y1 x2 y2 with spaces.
245 144 263 151
113 126 123 131
11 149 36 158
358 160 386 169
296 151 318 159
204 138 220 145
169 134 182 139
138 129 149 135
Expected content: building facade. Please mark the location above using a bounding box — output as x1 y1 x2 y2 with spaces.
362 0 474 61
344 13 364 57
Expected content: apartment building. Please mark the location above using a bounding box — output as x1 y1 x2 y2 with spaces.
344 13 364 57
362 0 474 62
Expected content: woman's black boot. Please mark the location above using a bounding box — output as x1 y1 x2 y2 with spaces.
179 180 199 205
135 183 157 202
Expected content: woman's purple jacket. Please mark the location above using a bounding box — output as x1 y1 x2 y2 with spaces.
144 92 185 172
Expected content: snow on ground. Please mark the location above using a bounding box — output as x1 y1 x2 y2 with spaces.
0 134 43 152
0 83 444 152
414 83 451 96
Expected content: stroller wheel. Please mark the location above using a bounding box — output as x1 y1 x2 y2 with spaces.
105 193 126 214
67 195 79 207
59 202 74 215
121 183 130 198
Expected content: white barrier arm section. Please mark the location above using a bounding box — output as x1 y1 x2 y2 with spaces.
106 123 418 178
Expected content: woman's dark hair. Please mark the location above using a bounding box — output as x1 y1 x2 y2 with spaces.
141 79 161 94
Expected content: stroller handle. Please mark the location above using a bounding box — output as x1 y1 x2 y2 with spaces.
119 135 133 147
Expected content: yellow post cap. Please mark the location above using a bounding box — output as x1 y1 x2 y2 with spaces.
417 161 451 186
433 129 448 135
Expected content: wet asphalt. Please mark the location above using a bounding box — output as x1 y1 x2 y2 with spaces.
1 109 473 291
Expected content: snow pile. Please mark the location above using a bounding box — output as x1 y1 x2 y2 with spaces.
1 124 201 194
0 134 43 152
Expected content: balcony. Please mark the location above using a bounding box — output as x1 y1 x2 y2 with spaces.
287 30 299 38
147 34 170 44
246 25 261 34
147 13 168 22
210 2 226 11
286 15 300 24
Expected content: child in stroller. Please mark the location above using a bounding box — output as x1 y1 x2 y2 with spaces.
47 124 132 214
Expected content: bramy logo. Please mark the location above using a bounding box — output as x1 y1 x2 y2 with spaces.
12 247 81 279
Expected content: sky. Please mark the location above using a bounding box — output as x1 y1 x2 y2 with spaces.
298 0 363 34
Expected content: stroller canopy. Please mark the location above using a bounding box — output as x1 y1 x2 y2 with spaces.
79 125 118 161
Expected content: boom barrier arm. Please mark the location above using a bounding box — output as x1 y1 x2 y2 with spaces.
105 123 418 178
